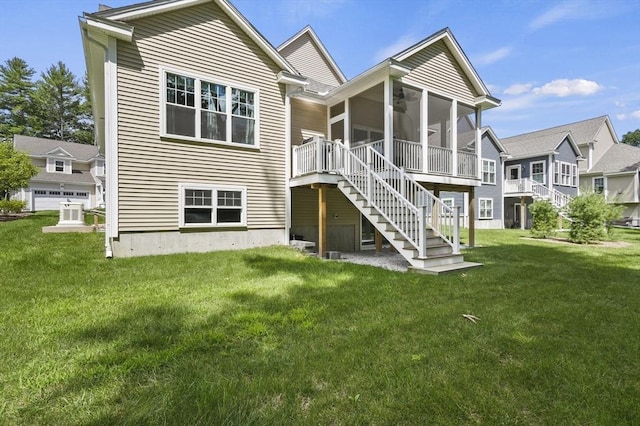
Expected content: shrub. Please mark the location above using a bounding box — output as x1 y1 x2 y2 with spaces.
0 199 27 214
567 192 623 244
528 200 558 238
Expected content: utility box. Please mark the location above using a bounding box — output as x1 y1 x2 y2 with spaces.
58 202 84 226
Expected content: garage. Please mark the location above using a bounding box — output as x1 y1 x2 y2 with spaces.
32 189 90 211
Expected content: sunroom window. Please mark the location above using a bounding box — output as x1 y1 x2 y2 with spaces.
164 70 257 146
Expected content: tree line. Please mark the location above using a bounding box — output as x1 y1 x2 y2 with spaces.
0 57 93 144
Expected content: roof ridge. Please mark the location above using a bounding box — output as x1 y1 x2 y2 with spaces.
503 115 608 139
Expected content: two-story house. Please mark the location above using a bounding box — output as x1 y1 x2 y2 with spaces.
581 143 640 226
13 135 105 211
80 0 500 272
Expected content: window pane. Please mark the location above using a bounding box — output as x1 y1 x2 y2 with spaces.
202 82 226 112
218 191 242 207
185 189 212 206
166 104 195 137
201 111 226 141
232 88 254 118
217 208 241 223
232 117 255 144
185 208 212 224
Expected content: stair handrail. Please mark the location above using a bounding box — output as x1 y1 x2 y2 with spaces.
337 143 459 256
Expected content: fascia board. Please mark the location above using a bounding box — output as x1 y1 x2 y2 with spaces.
100 0 210 21
84 15 134 41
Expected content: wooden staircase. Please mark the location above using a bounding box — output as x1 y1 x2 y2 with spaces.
335 144 481 274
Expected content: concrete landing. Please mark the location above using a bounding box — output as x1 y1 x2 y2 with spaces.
409 261 483 275
42 225 95 233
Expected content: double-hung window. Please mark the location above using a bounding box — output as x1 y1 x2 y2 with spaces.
179 183 247 227
482 159 496 184
553 161 559 185
572 164 578 187
479 198 493 219
593 177 605 194
561 163 571 186
530 161 545 184
164 69 258 146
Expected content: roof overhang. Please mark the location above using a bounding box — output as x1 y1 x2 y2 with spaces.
82 15 134 42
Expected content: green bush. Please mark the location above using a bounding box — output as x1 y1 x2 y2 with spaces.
528 200 558 238
0 199 27 214
567 192 624 244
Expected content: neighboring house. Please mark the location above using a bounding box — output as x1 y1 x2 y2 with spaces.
500 129 583 229
13 135 105 211
580 143 640 226
80 0 500 272
441 127 509 229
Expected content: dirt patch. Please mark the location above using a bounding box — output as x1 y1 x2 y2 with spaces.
522 236 630 248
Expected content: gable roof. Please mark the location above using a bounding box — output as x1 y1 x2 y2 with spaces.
394 28 499 108
503 115 617 147
324 28 499 109
588 143 640 175
482 127 509 155
13 135 101 162
85 0 297 75
501 130 582 159
278 25 346 86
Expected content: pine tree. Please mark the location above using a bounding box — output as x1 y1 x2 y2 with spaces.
33 61 87 143
0 57 36 142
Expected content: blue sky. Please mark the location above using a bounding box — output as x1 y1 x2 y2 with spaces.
1 0 639 138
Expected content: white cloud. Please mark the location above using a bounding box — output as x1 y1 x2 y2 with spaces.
503 83 533 96
531 79 602 97
632 110 640 119
529 1 581 29
475 47 512 66
373 34 420 63
615 100 626 108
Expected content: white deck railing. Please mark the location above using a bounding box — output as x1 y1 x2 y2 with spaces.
505 178 572 210
293 137 478 179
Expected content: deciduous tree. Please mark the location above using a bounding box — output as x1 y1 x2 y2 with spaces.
620 129 640 147
0 141 38 200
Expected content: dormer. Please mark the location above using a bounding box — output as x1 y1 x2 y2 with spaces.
44 147 75 174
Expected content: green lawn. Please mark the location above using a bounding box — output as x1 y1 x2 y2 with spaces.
1 212 639 425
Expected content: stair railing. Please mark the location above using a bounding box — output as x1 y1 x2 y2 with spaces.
337 143 460 256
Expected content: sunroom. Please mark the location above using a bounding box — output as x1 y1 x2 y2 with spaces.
291 61 492 191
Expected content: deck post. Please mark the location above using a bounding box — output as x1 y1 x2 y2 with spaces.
316 136 323 172
375 229 383 253
520 196 526 230
419 204 428 258
453 206 461 253
469 186 475 247
318 184 327 258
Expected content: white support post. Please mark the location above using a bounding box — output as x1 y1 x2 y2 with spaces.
453 206 461 254
292 146 298 177
421 89 429 173
344 98 351 149
316 136 323 172
384 77 393 165
451 100 458 177
476 109 482 180
419 204 428 258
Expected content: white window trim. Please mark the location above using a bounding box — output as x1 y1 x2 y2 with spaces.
47 158 71 174
553 160 559 185
481 159 496 185
159 66 260 149
572 164 578 187
441 197 454 213
178 183 247 228
479 197 493 219
592 176 606 194
530 160 546 184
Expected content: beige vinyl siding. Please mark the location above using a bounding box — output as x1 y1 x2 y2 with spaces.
400 40 478 105
291 99 327 145
592 125 617 166
116 2 286 232
607 175 637 203
279 33 342 87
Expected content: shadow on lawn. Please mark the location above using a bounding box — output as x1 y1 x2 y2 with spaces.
24 239 640 425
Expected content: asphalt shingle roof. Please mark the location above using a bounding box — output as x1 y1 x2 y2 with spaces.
589 143 640 174
31 167 97 185
13 135 101 161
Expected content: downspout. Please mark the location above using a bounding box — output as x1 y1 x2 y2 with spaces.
83 28 114 259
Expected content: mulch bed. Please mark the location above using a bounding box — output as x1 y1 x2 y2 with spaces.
0 213 33 222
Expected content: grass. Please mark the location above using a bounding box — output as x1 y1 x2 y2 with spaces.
1 212 639 425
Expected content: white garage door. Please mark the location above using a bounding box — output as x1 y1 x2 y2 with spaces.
33 189 90 211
